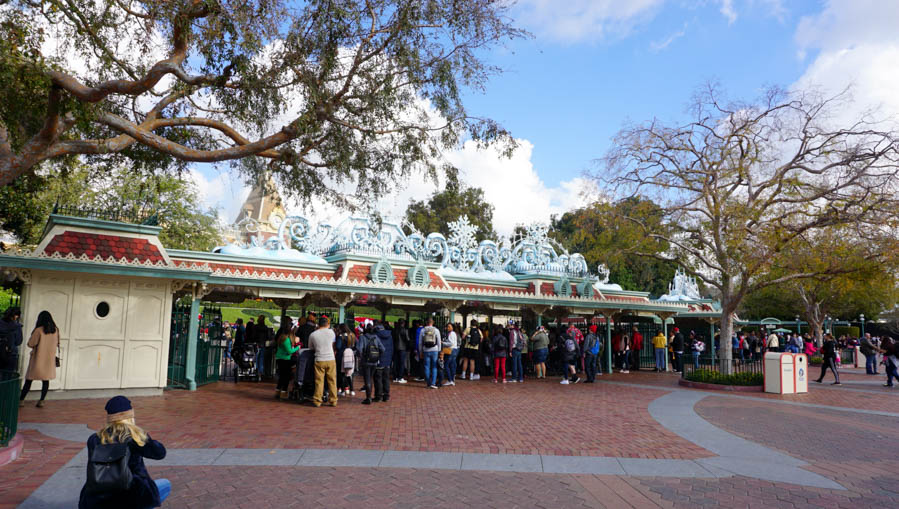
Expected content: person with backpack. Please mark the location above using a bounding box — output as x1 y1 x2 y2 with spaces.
356 324 385 404
560 330 581 384
508 321 525 383
308 315 338 407
19 311 59 408
815 333 842 385
583 325 601 383
78 396 169 509
419 318 441 389
374 321 393 401
0 306 23 373
490 324 508 383
531 326 550 379
460 320 481 380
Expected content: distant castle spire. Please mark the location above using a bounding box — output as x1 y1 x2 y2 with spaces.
235 174 286 243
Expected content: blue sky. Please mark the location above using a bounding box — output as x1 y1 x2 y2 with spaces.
194 0 899 234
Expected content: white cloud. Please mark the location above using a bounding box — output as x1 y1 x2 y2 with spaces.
650 23 687 52
719 0 737 24
188 167 250 223
793 1 899 127
515 0 664 43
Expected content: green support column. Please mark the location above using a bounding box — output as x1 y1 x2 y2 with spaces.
185 297 201 391
537 315 542 327
338 305 346 325
708 322 716 362
450 310 456 324
605 316 613 374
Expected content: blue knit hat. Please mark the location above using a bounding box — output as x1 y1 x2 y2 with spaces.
105 395 134 423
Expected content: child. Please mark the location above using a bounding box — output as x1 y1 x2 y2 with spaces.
339 330 356 396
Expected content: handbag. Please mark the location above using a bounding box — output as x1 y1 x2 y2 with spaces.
55 340 61 368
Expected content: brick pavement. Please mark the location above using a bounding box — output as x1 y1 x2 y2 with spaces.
16 378 711 459
0 430 83 509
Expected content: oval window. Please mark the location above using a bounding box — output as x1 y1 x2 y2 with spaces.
96 301 110 318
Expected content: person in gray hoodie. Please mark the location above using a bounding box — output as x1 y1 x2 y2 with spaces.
356 324 385 405
0 307 23 372
374 321 393 402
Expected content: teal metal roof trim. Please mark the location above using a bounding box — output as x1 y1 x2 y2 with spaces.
44 214 163 237
168 249 337 271
0 254 208 280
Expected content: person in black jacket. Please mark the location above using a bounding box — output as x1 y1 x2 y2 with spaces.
79 396 169 509
0 306 23 372
672 328 686 373
374 322 393 401
393 319 409 383
815 334 842 385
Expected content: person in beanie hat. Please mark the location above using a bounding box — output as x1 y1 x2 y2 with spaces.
79 396 170 509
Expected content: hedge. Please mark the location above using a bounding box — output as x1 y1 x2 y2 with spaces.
684 369 764 386
832 326 860 338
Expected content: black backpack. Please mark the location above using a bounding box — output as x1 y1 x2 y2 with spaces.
468 329 481 347
86 441 133 494
495 335 507 351
365 337 381 364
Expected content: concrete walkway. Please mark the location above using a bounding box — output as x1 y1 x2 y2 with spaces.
17 389 846 508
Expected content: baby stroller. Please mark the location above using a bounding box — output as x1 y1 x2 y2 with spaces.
231 343 261 382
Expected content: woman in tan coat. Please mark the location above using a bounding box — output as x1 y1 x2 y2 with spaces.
19 311 59 408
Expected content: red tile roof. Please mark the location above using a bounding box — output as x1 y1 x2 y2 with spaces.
44 231 164 263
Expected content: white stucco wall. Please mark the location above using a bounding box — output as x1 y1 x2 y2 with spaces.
18 271 173 391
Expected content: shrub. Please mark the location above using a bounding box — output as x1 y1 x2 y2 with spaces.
685 369 763 386
808 356 823 365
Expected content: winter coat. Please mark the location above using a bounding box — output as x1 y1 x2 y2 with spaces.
25 328 58 381
394 326 409 351
357 333 385 367
0 318 24 364
78 433 166 509
375 326 394 369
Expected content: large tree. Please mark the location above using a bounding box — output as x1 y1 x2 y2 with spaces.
404 182 495 241
597 85 899 369
0 1 523 207
551 197 679 297
740 229 898 342
0 166 222 251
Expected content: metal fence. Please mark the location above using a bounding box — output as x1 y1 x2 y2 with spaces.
1 370 20 447
681 356 764 378
53 204 158 225
196 306 225 386
167 303 192 388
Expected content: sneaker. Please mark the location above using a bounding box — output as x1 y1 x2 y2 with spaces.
518 379 524 383
509 379 517 383
448 381 455 386
398 378 407 384
372 397 381 402
621 370 629 374
414 377 425 382
429 385 438 389
814 379 822 383
362 398 372 405
560 379 569 385
572 377 581 384
473 374 481 380
350 391 356 396
337 390 345 397
502 379 508 383
832 382 842 385
493 379 498 383
884 383 893 387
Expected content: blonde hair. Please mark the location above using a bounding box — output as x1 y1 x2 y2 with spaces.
98 418 148 447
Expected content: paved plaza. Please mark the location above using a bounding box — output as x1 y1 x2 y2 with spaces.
2 368 898 508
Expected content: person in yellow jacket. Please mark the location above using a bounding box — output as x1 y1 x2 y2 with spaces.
652 331 668 372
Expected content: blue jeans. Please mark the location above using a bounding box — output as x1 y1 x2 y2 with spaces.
256 346 266 376
655 348 666 370
584 353 597 381
692 351 700 369
509 350 523 381
445 349 459 382
155 478 171 503
886 359 897 386
394 350 408 380
423 351 439 386
866 353 878 374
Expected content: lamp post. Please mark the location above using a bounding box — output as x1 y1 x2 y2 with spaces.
860 314 865 337
795 315 801 336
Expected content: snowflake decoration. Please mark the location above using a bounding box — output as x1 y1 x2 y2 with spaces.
448 215 478 249
524 223 550 244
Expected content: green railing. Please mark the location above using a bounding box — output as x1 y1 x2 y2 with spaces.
53 204 159 226
167 303 191 388
196 305 225 386
1 370 21 447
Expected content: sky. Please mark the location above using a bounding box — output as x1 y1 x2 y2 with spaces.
191 0 899 235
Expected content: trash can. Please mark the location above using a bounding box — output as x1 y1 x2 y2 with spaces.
764 352 795 394
793 353 808 393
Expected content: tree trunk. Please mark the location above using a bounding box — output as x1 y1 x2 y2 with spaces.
718 307 735 374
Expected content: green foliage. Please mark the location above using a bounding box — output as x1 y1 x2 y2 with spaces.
404 182 495 241
0 165 222 251
808 356 823 365
685 369 763 386
551 197 679 297
1 1 525 209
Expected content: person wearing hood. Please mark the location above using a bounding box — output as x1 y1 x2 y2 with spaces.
374 321 394 402
583 325 601 383
0 306 23 372
357 324 385 404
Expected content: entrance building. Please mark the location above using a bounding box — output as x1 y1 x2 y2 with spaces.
1 211 703 395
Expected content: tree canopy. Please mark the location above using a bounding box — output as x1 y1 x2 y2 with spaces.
551 197 678 297
404 182 495 241
0 0 524 208
596 85 899 365
0 166 222 251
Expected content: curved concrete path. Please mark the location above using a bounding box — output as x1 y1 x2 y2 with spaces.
17 390 843 508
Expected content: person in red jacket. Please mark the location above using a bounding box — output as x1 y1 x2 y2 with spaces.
630 326 644 371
